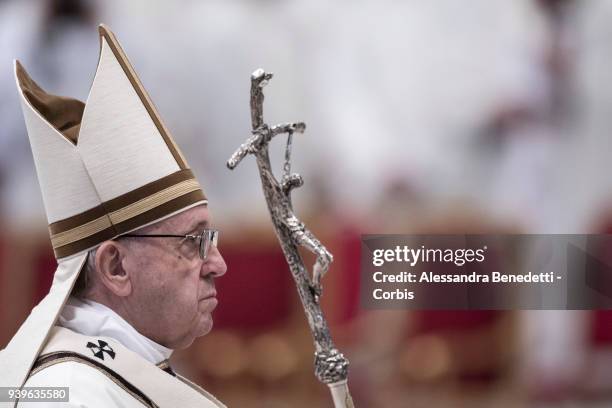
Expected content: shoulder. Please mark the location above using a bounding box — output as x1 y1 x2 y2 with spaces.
20 359 149 408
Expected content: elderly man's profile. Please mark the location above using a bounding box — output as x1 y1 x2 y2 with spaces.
0 24 227 408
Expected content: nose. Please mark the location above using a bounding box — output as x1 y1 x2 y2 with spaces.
202 244 227 278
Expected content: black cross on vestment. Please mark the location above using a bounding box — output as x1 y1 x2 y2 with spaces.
86 340 116 361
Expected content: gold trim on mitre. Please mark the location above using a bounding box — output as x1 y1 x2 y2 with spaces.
49 169 207 259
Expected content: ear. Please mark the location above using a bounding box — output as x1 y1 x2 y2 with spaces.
95 241 132 297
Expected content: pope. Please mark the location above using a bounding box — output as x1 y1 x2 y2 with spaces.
1 24 227 408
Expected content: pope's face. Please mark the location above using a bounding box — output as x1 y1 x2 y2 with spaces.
121 205 226 349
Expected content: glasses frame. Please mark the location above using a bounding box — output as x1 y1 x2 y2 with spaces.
119 229 219 261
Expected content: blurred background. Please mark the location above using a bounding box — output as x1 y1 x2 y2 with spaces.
2 0 612 406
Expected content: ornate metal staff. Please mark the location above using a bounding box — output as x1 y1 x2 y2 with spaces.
227 69 354 408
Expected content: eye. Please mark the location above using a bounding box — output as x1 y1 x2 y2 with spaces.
178 235 199 254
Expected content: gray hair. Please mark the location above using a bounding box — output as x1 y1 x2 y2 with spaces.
71 247 97 298
70 217 175 297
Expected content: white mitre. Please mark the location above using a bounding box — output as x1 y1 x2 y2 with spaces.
1 24 207 392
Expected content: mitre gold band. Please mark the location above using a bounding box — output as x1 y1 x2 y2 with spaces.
49 169 207 259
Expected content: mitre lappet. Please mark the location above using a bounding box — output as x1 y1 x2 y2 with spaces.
0 24 219 407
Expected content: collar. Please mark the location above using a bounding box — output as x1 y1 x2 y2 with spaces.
58 296 173 365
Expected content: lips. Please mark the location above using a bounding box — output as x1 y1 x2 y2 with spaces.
200 294 218 311
200 291 217 301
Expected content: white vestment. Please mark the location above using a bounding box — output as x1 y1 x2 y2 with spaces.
18 297 224 407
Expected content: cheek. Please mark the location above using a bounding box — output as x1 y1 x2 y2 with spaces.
162 265 201 315
129 252 201 321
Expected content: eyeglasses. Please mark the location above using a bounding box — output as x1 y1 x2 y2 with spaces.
119 229 219 261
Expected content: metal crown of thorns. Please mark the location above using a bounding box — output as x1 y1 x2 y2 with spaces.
226 69 350 387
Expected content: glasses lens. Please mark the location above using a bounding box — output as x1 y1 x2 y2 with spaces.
199 231 207 260
200 230 219 260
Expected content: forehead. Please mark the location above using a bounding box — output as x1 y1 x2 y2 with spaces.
156 205 210 232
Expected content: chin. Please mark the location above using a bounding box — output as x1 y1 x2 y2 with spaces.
202 320 214 336
196 314 214 337
172 319 212 350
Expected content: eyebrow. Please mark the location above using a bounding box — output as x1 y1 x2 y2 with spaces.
186 220 209 234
